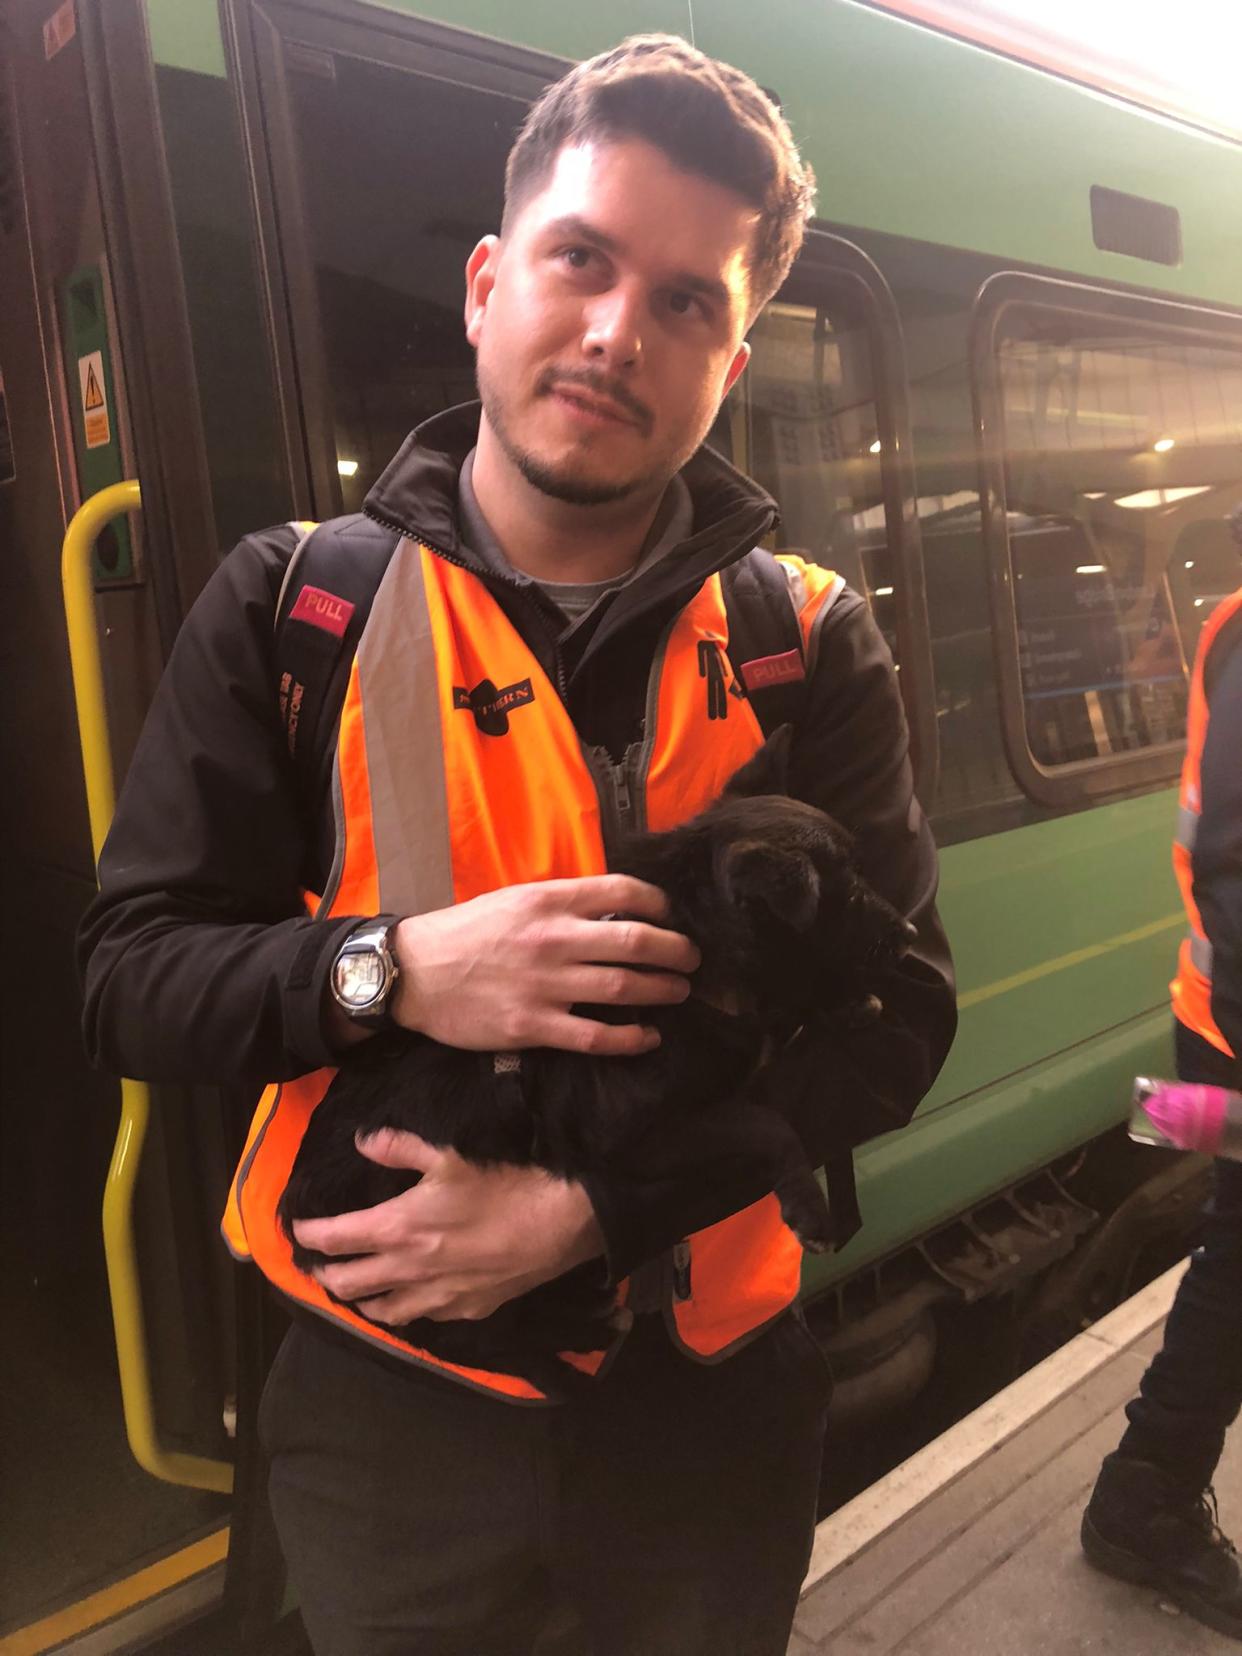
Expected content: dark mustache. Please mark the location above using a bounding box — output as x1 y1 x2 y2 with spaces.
538 368 653 434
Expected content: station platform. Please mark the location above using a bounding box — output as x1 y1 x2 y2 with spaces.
794 1261 1241 1653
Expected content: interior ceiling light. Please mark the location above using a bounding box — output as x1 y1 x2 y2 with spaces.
1152 436 1176 453
868 439 882 454
1115 485 1212 510
337 458 360 477
1076 564 1106 574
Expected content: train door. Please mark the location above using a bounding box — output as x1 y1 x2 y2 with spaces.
0 4 249 1648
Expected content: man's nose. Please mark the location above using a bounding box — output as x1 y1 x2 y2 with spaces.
580 284 643 372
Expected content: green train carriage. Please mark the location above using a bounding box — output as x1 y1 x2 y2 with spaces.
2 0 1240 1647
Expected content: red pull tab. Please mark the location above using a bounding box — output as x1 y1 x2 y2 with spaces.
289 585 355 639
740 650 805 693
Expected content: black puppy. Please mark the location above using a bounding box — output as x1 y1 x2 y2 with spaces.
279 729 914 1391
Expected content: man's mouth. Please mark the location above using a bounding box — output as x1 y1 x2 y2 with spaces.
549 386 636 427
541 375 650 434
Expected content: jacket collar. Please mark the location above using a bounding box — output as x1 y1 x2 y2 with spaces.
363 402 780 612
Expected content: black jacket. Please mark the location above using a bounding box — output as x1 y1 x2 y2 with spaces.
79 404 957 1277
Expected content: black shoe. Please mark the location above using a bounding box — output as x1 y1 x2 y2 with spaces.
1082 1453 1242 1640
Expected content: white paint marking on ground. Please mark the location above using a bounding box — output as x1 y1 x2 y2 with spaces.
802 1259 1189 1594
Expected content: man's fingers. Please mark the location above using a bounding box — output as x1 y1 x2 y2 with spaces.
291 1188 419 1256
555 874 673 923
356 1287 504 1325
568 966 691 1007
317 1254 411 1302
574 917 701 975
537 1011 662 1057
354 1126 442 1170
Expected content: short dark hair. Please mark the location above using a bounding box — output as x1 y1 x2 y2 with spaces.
503 34 816 322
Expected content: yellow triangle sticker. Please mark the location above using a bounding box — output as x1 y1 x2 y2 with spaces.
84 362 104 411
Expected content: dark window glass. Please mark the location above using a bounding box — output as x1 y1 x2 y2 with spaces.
997 320 1242 768
282 51 526 506
711 295 898 663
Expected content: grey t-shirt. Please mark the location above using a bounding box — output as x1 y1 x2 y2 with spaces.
457 448 692 634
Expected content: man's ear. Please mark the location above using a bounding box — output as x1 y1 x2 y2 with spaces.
716 838 821 931
464 236 501 346
723 338 751 400
724 725 793 799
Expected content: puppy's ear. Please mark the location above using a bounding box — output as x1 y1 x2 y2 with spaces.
723 725 794 799
717 837 821 931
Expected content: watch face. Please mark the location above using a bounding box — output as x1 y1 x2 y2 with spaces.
334 950 386 1010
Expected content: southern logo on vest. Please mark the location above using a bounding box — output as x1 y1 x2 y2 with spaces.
453 678 536 736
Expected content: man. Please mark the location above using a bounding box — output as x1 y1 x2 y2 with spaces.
80 36 955 1655
1082 517 1242 1642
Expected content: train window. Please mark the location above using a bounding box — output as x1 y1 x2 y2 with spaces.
976 277 1242 805
274 48 528 506
710 290 899 665
703 237 940 800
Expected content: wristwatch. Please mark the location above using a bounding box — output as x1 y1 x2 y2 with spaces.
329 919 400 1029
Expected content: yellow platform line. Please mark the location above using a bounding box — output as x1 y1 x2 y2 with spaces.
0 1528 229 1655
957 913 1184 1012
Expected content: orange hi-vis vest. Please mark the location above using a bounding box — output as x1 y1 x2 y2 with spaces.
223 536 843 1401
1170 584 1242 1058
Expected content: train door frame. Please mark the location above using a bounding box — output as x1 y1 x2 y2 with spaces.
77 0 221 636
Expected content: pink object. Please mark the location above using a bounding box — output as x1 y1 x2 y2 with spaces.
1130 1076 1242 1159
740 650 806 693
289 585 355 638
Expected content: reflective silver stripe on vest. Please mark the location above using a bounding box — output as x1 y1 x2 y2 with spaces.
355 538 456 917
1175 803 1199 852
1189 932 1214 978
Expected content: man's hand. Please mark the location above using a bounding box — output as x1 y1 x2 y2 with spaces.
290 1128 605 1325
391 875 699 1055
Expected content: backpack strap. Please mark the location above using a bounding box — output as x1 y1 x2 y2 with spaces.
720 549 808 738
273 515 402 810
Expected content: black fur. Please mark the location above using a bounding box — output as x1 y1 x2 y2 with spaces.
279 728 914 1391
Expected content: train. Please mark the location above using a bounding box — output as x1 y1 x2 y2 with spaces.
2 0 1240 1649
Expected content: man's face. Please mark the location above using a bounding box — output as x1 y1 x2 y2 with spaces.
465 137 757 507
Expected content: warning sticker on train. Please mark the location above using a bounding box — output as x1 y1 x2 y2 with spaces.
78 351 110 449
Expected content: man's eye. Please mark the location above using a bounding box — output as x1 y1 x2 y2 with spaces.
561 246 594 271
668 291 705 319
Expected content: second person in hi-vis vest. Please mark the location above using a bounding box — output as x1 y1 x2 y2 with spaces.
81 34 956 1656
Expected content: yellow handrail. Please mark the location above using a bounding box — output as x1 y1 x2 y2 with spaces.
62 482 233 1495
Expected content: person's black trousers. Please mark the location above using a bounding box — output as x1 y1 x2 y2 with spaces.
1116 1020 1242 1494
261 1307 831 1655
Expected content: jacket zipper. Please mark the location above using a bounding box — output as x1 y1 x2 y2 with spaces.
363 507 569 699
583 740 645 860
